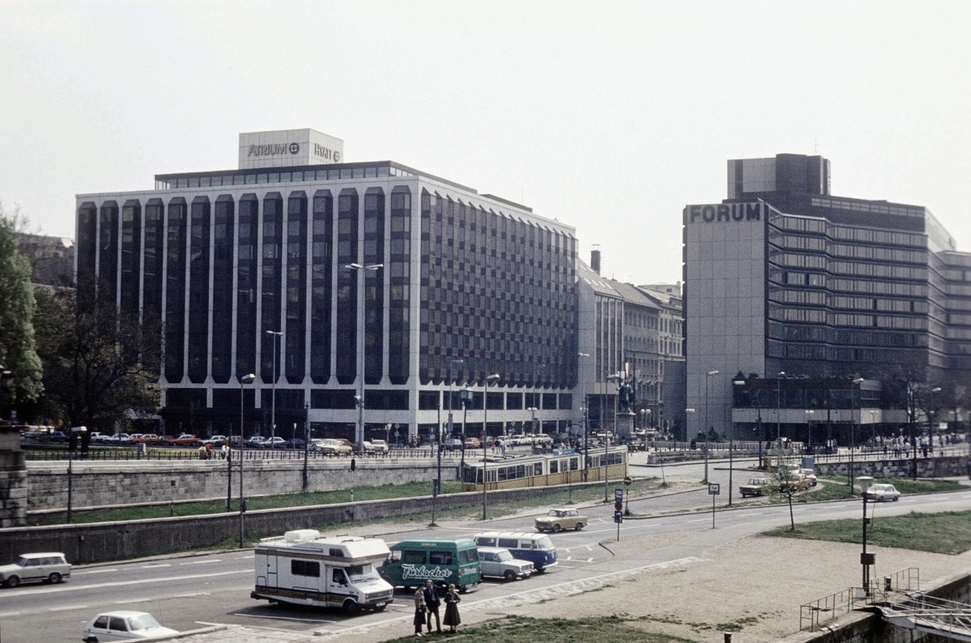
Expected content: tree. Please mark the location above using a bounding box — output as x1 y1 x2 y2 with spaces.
0 202 43 418
32 282 160 432
766 444 800 531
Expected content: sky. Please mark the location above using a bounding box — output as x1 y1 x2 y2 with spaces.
1 0 970 285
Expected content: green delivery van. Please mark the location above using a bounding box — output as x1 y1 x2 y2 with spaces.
377 538 481 592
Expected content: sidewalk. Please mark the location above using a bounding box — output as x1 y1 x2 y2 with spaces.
172 479 971 643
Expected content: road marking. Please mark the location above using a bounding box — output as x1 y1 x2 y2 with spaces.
142 564 172 569
49 604 89 611
115 598 154 605
0 612 22 617
180 559 221 565
75 568 118 575
231 612 336 623
234 555 255 560
0 569 250 598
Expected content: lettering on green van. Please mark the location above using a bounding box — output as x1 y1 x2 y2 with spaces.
378 538 481 591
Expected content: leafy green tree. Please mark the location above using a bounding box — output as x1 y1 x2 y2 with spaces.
0 203 43 417
32 282 160 432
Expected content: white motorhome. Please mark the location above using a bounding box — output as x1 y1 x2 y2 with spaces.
251 529 394 615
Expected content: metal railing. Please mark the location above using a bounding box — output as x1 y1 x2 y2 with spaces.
800 568 921 631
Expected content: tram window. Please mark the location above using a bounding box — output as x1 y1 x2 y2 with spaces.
516 465 525 478
570 457 578 471
534 463 543 475
550 461 558 474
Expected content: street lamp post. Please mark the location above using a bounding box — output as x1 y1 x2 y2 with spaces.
704 370 719 484
685 408 696 451
265 330 283 450
777 371 786 443
805 410 815 454
578 353 590 482
526 407 538 436
859 476 875 594
345 263 383 455
230 373 256 512
460 385 472 472
605 372 621 502
929 387 941 448
67 426 87 523
482 373 500 520
850 377 865 495
237 373 256 547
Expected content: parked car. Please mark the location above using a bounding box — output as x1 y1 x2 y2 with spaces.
739 477 771 498
535 508 587 532
261 436 286 449
798 468 818 487
107 433 131 444
369 438 389 454
464 437 481 449
167 434 202 447
0 552 71 587
42 431 68 443
89 431 107 443
316 438 353 456
131 434 158 445
82 610 178 641
201 435 228 447
442 438 464 451
477 546 534 581
864 483 901 502
285 437 306 449
779 472 811 493
245 436 267 449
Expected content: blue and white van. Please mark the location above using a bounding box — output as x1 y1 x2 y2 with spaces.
472 531 557 572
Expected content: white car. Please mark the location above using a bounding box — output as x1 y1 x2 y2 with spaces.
478 546 534 581
369 439 389 453
82 611 178 641
0 552 71 587
864 483 901 502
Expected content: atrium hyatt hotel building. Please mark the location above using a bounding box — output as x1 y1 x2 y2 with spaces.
684 153 971 442
75 129 578 444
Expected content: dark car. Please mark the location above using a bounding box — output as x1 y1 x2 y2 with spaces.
42 431 68 443
285 438 307 449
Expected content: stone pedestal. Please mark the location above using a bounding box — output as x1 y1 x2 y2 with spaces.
616 411 636 440
0 425 27 527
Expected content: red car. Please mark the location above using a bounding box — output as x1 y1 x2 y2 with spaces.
166 434 202 447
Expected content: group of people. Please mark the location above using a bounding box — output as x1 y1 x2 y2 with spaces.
413 579 461 636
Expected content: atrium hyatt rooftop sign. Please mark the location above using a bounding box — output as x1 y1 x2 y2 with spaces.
239 128 344 170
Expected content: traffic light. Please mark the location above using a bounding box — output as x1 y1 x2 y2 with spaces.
614 500 623 512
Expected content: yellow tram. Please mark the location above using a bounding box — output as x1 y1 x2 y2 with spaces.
460 446 629 492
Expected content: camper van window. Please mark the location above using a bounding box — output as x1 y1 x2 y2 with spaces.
429 551 453 565
329 548 345 557
498 538 518 549
292 560 321 577
347 564 374 581
402 550 425 564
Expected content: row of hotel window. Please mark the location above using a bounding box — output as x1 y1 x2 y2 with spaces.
769 306 931 329
777 214 927 244
156 165 412 190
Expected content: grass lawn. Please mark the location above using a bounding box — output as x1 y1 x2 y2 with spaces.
764 509 971 554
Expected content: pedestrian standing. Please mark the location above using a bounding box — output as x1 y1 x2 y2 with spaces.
413 587 426 637
442 583 461 632
423 579 442 633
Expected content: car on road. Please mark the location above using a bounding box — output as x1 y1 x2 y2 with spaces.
534 508 587 532
464 437 481 449
369 438 389 454
285 437 306 449
261 437 286 449
779 472 811 493
442 438 464 451
739 477 771 498
477 546 534 581
245 436 267 449
201 435 228 447
82 610 178 641
0 552 71 587
130 434 158 445
166 434 202 447
315 438 353 456
106 433 131 444
797 468 818 487
864 483 901 502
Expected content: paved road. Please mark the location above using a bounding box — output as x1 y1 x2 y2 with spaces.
3 458 969 643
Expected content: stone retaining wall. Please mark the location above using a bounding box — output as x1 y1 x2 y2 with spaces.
816 455 967 480
26 455 458 512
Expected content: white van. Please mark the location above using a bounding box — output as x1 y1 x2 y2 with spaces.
472 531 557 572
251 530 394 615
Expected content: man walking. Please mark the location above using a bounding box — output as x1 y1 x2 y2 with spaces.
423 579 442 633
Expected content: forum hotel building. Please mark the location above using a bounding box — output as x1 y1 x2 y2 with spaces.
684 153 971 445
75 129 578 445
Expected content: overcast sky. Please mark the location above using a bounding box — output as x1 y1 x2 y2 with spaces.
2 1 969 285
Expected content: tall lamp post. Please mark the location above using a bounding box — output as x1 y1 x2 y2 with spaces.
578 353 590 482
265 330 283 448
604 372 622 502
481 373 500 520
776 371 786 443
859 476 875 594
345 262 383 455
460 385 472 472
929 386 941 448
685 408 696 451
703 370 719 484
805 410 815 454
67 425 87 523
238 373 256 547
526 407 538 436
230 373 256 512
0 366 14 422
850 377 864 495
